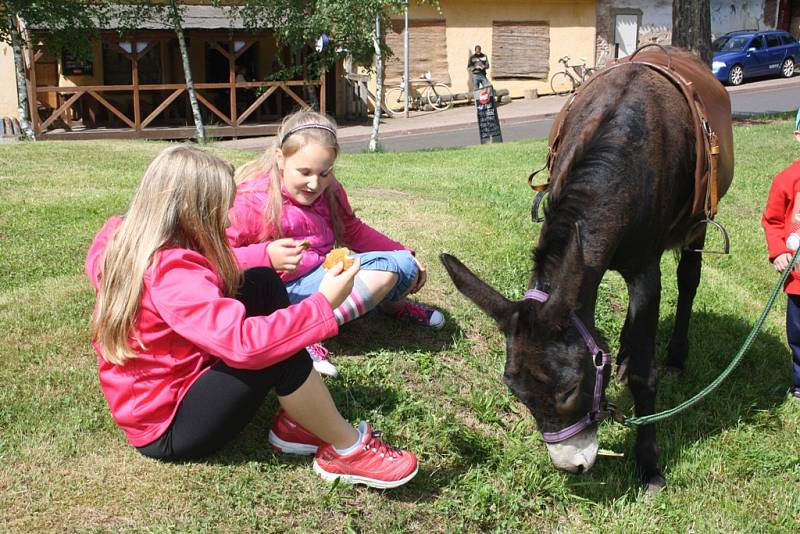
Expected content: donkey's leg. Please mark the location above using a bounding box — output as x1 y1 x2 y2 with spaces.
621 260 665 490
665 231 705 371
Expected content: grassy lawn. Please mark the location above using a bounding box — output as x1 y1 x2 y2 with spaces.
2 119 800 533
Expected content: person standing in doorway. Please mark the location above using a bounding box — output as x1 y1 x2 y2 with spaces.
467 45 490 92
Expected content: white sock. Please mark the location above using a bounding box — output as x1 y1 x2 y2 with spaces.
334 421 367 455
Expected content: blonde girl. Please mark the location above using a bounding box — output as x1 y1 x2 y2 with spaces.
86 145 417 488
228 110 444 376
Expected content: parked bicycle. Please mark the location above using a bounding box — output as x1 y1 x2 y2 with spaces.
549 56 596 96
383 73 453 116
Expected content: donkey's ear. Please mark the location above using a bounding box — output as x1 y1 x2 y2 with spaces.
440 253 515 327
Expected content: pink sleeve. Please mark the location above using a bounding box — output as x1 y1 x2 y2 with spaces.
149 251 338 369
226 190 273 270
333 183 415 255
85 216 123 290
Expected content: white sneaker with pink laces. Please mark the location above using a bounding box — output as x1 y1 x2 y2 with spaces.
306 343 338 377
390 301 445 329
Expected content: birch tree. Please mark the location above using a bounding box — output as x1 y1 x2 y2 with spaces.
114 1 216 144
0 0 105 140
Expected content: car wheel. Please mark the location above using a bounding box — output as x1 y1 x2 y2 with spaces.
781 58 795 78
728 64 744 86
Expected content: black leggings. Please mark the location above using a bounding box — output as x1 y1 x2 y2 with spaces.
137 267 313 461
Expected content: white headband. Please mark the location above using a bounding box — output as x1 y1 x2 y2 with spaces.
280 124 337 146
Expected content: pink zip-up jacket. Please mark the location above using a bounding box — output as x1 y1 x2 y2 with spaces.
86 217 338 447
227 173 413 281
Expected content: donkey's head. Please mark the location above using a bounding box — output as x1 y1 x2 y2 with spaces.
440 253 608 474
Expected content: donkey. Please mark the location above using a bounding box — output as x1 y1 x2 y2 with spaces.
441 48 733 490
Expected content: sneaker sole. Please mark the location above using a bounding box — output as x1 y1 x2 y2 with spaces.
313 360 339 377
268 430 320 455
312 459 418 489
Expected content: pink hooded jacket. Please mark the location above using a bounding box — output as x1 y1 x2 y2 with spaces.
226 173 412 281
86 217 338 447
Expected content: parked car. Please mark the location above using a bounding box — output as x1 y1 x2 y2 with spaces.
712 30 800 85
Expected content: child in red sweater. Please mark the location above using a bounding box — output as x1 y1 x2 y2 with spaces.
761 112 800 399
87 145 418 487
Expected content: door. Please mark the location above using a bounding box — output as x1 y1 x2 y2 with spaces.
744 35 769 75
614 14 639 58
764 33 786 73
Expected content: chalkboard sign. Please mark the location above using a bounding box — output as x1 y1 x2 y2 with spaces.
62 50 93 76
474 85 502 144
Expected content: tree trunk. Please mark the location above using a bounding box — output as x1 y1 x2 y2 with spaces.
672 0 712 65
369 13 382 153
169 1 205 144
8 14 35 140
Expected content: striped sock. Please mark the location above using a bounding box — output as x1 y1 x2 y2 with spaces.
333 277 375 325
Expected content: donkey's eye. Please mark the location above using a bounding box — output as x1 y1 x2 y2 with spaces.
557 386 580 413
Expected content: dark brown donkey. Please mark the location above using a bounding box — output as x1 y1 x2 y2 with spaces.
440 47 733 490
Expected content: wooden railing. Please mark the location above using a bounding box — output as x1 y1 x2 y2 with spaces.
32 77 325 137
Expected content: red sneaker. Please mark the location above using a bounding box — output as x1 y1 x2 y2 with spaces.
268 409 326 455
313 421 418 489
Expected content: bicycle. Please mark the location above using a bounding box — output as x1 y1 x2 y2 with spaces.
383 73 453 116
549 56 596 96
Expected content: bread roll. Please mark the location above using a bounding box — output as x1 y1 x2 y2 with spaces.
323 247 354 269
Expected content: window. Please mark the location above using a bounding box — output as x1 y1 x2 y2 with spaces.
491 21 549 78
749 36 765 50
781 34 797 45
385 20 450 84
766 34 782 48
102 41 162 85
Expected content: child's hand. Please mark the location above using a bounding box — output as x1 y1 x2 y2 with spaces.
409 256 428 294
773 252 793 272
319 257 361 309
267 238 305 272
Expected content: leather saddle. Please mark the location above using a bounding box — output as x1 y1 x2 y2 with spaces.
530 44 734 248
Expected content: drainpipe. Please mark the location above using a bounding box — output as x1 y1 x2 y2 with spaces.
403 0 409 117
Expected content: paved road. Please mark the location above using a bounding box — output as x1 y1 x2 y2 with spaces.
340 77 800 153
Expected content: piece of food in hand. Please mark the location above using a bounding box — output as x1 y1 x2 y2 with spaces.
296 239 312 250
323 247 354 269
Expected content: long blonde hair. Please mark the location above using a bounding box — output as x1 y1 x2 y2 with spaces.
92 145 241 365
235 109 344 242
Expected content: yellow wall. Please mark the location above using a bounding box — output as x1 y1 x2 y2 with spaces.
0 43 19 118
374 0 596 99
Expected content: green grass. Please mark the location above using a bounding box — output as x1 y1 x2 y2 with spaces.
2 122 800 533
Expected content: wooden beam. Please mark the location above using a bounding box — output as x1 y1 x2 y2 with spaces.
132 57 141 130
87 90 136 129
319 73 326 114
39 91 82 130
281 84 308 108
233 39 256 59
195 91 233 126
238 85 278 123
209 41 233 61
141 88 184 128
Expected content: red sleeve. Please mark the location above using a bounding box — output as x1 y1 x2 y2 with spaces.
333 182 415 255
226 188 274 270
762 167 794 261
85 216 123 290
149 251 338 370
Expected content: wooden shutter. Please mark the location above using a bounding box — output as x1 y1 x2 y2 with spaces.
385 19 450 84
491 21 550 78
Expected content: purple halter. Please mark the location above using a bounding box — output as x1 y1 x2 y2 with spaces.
523 288 615 443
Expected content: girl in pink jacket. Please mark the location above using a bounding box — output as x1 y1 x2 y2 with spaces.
86 145 417 488
228 110 444 376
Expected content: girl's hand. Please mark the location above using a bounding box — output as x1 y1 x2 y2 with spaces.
319 257 361 309
773 252 794 273
267 238 305 272
409 256 428 294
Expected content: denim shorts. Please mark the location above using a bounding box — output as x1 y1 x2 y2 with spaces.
285 250 418 305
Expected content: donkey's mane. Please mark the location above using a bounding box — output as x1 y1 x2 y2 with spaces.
534 66 645 278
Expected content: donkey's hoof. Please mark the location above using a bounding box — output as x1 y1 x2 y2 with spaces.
666 339 689 371
643 473 666 494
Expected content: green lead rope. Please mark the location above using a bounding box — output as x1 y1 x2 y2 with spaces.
624 247 800 427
